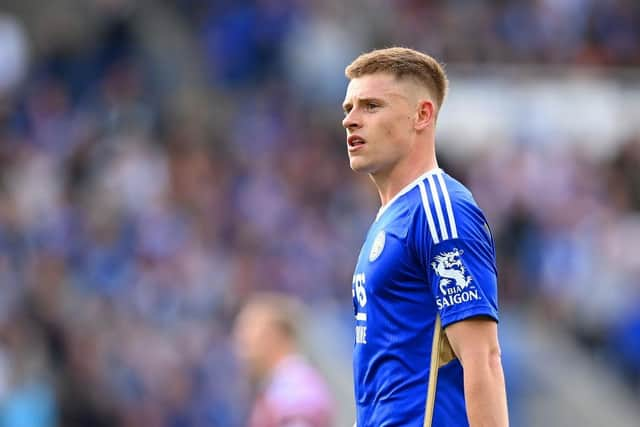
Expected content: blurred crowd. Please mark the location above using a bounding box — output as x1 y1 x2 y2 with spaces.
0 0 639 426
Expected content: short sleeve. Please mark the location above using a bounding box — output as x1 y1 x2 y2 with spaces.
414 174 500 328
411 174 500 328
427 234 499 328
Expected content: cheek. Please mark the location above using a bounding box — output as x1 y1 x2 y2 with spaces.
379 118 395 137
384 125 394 137
380 121 407 148
380 113 411 138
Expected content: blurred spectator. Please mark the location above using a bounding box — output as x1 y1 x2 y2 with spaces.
233 294 335 427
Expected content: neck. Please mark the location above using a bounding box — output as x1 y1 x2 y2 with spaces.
372 152 438 207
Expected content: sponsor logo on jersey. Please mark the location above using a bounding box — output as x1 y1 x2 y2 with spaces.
369 230 386 262
431 248 480 309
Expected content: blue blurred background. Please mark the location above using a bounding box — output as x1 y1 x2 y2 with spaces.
0 0 639 426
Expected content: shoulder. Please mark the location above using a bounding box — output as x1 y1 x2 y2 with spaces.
380 169 488 247
411 170 486 244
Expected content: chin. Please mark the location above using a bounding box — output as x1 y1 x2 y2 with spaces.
349 157 374 173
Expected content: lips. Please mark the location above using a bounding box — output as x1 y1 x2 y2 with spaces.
348 135 366 151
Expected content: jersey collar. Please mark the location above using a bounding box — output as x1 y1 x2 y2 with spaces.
375 167 442 222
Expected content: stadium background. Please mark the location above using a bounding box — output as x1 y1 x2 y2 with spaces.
0 0 639 426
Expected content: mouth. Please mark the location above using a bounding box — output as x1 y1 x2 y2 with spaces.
347 135 366 152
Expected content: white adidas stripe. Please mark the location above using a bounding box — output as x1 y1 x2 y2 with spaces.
426 174 449 241
418 181 440 244
436 172 458 239
419 171 458 242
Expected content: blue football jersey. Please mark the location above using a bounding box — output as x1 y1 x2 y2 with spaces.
351 168 499 427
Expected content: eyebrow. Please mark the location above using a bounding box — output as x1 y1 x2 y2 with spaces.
342 97 385 112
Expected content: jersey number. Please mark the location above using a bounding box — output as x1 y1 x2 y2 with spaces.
353 272 367 307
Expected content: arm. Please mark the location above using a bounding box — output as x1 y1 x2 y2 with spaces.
445 317 509 427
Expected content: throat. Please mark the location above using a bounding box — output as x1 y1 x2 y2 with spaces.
373 166 441 221
374 163 439 207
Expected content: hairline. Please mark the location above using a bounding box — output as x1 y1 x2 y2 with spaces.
345 71 438 110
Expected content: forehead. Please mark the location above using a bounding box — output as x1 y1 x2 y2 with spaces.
343 73 409 104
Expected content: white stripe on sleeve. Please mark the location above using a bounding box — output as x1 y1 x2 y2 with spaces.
436 172 458 239
426 174 449 241
418 181 440 244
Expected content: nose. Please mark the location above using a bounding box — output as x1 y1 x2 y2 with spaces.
342 110 362 131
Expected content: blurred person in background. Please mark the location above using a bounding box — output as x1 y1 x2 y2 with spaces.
342 48 508 427
233 293 335 427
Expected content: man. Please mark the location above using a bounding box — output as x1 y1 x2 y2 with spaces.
342 47 509 426
233 293 335 427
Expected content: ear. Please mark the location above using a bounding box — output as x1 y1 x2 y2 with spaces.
414 99 435 131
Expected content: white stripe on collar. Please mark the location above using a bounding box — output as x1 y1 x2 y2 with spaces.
375 168 442 222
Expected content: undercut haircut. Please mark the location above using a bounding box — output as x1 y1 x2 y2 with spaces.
345 47 449 110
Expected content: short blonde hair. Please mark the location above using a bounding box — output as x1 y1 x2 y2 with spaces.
345 47 449 109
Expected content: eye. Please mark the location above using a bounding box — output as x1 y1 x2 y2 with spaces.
365 102 379 111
